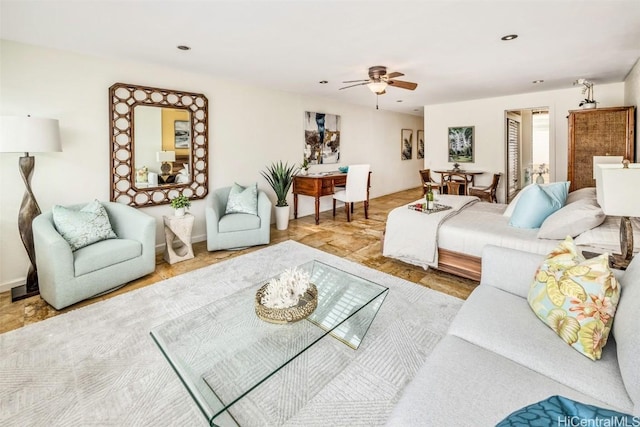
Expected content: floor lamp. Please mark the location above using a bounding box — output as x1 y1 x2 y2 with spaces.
0 116 62 301
595 161 640 269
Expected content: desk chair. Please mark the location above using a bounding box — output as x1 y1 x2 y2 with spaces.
333 164 370 222
469 173 502 203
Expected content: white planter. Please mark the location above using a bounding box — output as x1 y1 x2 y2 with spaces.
582 102 597 109
275 205 290 230
174 207 185 217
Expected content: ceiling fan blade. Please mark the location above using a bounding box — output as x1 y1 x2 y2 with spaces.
388 79 418 90
386 72 404 79
342 79 370 83
339 82 369 90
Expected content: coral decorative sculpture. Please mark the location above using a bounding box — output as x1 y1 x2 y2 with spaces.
260 268 311 309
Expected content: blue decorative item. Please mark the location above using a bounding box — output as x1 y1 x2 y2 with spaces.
338 166 349 173
497 395 634 427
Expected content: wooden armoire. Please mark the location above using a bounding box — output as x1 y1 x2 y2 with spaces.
568 106 635 192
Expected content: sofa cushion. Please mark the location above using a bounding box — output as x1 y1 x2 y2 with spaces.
527 237 620 360
219 212 261 233
509 182 569 228
73 238 142 276
225 182 258 215
496 395 634 426
612 253 640 413
447 285 632 411
53 200 117 251
385 335 626 427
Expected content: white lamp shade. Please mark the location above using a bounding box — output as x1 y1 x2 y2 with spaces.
592 156 624 179
596 163 640 217
156 151 176 162
367 81 388 94
0 116 62 153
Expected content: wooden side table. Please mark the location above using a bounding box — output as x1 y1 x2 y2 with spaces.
163 213 195 264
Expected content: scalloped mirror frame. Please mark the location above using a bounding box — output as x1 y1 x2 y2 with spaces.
109 82 208 207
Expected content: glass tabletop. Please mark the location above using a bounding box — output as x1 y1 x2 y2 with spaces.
150 260 388 426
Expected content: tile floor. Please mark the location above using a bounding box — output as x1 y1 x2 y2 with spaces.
0 187 478 334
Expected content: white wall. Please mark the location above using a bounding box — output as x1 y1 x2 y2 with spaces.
624 57 640 151
0 40 422 290
423 83 626 203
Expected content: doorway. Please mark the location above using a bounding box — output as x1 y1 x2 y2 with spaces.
504 108 550 202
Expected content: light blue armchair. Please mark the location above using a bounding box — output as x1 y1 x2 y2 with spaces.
33 201 156 310
206 186 272 251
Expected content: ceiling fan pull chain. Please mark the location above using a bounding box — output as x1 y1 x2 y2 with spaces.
376 94 379 110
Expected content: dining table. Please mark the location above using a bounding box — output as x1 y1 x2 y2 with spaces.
433 169 484 195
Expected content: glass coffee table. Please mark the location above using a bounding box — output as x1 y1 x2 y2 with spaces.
150 260 388 426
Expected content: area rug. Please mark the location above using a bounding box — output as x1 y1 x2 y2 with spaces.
0 240 463 426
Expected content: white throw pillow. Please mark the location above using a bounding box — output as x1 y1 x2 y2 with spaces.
225 182 258 215
538 197 606 239
566 187 597 205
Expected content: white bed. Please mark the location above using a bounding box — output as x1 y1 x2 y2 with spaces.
383 188 639 281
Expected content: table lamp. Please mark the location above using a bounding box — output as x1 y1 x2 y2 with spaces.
156 150 175 175
596 161 640 268
0 115 62 300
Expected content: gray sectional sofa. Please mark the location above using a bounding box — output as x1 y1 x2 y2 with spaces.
387 245 639 425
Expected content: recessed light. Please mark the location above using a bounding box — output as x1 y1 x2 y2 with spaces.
177 45 191 51
532 80 544 84
319 80 328 84
501 34 518 41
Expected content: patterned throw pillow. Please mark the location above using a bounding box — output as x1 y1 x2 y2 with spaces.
497 395 634 426
527 236 620 360
52 200 117 251
225 182 258 215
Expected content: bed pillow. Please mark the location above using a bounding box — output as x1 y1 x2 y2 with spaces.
509 182 569 228
225 182 258 215
574 217 640 253
52 200 118 251
527 236 620 361
538 198 606 239
502 184 533 217
566 187 597 205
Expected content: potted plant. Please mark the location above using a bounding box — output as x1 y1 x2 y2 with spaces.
576 78 596 109
170 194 191 217
300 158 310 176
261 161 299 230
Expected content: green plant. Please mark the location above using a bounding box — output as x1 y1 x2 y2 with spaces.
170 194 191 209
301 157 309 170
261 161 300 207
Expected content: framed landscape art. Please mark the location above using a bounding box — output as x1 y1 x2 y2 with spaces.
401 129 413 160
448 126 474 163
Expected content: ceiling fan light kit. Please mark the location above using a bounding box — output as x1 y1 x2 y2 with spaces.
340 65 418 108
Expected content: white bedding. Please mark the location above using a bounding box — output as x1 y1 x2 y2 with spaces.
382 195 479 269
384 199 640 271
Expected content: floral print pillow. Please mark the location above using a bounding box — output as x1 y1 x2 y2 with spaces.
527 236 620 360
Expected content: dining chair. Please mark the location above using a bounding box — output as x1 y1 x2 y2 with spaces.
419 169 442 195
469 173 502 203
333 164 370 222
442 172 471 195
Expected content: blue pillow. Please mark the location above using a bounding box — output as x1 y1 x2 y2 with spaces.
509 182 569 228
497 395 634 427
225 182 258 215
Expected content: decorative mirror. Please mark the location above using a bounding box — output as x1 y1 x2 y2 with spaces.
109 82 208 207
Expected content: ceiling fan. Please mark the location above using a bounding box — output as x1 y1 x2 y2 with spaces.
339 65 418 95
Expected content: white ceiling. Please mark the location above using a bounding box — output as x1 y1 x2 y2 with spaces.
1 0 640 116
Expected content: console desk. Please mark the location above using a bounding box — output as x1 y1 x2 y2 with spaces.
293 172 371 225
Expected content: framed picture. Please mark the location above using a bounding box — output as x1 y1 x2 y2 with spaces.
174 120 190 149
448 126 474 163
417 130 424 159
304 112 341 165
401 129 413 160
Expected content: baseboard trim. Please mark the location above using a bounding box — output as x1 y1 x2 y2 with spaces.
0 278 24 294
